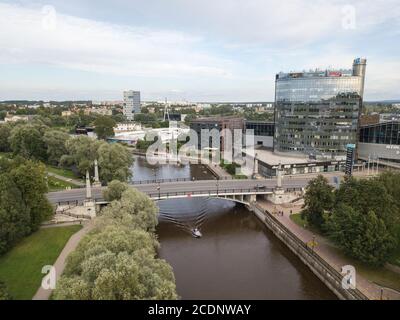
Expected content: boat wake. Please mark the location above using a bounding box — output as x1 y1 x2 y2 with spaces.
158 198 211 237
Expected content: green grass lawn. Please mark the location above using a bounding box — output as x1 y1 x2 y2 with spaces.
290 213 321 235
48 176 78 191
47 166 83 181
0 225 82 300
290 212 308 228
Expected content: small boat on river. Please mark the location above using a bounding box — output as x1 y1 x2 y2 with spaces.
191 228 202 238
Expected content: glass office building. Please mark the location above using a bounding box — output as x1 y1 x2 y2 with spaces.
360 121 400 145
274 58 367 159
245 120 275 148
245 121 275 137
358 121 400 165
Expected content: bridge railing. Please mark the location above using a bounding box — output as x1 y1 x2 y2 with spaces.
56 200 81 206
144 187 303 200
130 176 232 185
253 203 369 300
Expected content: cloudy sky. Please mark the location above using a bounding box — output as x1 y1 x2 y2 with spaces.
0 0 399 101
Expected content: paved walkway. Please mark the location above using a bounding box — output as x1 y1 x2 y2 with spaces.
32 220 94 300
47 172 85 187
257 200 400 300
205 163 232 179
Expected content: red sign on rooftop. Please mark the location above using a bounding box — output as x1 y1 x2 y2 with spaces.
328 71 342 77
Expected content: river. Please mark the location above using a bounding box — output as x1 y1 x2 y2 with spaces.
131 155 336 299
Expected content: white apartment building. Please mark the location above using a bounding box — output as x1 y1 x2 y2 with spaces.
114 122 142 133
123 90 141 120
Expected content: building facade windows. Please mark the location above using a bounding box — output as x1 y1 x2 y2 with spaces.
274 58 367 160
123 90 141 121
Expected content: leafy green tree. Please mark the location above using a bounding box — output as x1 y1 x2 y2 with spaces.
301 175 334 230
133 113 157 124
63 224 157 276
43 129 70 165
94 116 116 140
100 188 158 232
136 137 157 151
54 250 177 300
60 136 101 176
0 158 52 253
103 180 130 202
10 160 53 230
0 111 6 121
0 172 29 253
111 113 125 123
378 172 400 209
52 276 91 300
0 281 12 300
325 204 396 266
90 251 177 300
54 214 176 300
335 176 398 230
97 143 133 183
8 124 47 160
0 124 11 152
61 136 132 183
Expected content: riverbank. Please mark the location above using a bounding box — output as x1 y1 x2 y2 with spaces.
157 198 336 300
131 150 231 180
254 200 400 300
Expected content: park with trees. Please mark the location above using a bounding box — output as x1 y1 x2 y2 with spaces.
0 118 133 185
301 173 400 267
0 114 177 300
53 184 177 300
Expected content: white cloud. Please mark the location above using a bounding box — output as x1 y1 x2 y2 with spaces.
0 1 399 101
0 3 233 78
112 0 400 45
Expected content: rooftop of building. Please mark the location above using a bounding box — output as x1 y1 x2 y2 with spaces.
277 58 366 80
360 120 400 128
190 115 244 123
245 120 275 124
259 149 308 166
244 148 330 166
277 69 354 80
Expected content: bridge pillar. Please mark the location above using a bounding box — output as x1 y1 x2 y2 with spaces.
249 194 256 203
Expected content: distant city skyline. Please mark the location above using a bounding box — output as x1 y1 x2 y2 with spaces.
0 0 399 101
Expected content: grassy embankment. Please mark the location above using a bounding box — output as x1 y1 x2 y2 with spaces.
46 166 83 191
0 225 82 300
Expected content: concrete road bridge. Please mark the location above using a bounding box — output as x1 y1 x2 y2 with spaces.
47 176 322 207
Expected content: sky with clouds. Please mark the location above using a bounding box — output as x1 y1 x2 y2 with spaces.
0 0 399 101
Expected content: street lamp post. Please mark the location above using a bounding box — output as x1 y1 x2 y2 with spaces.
152 168 157 182
367 155 370 175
